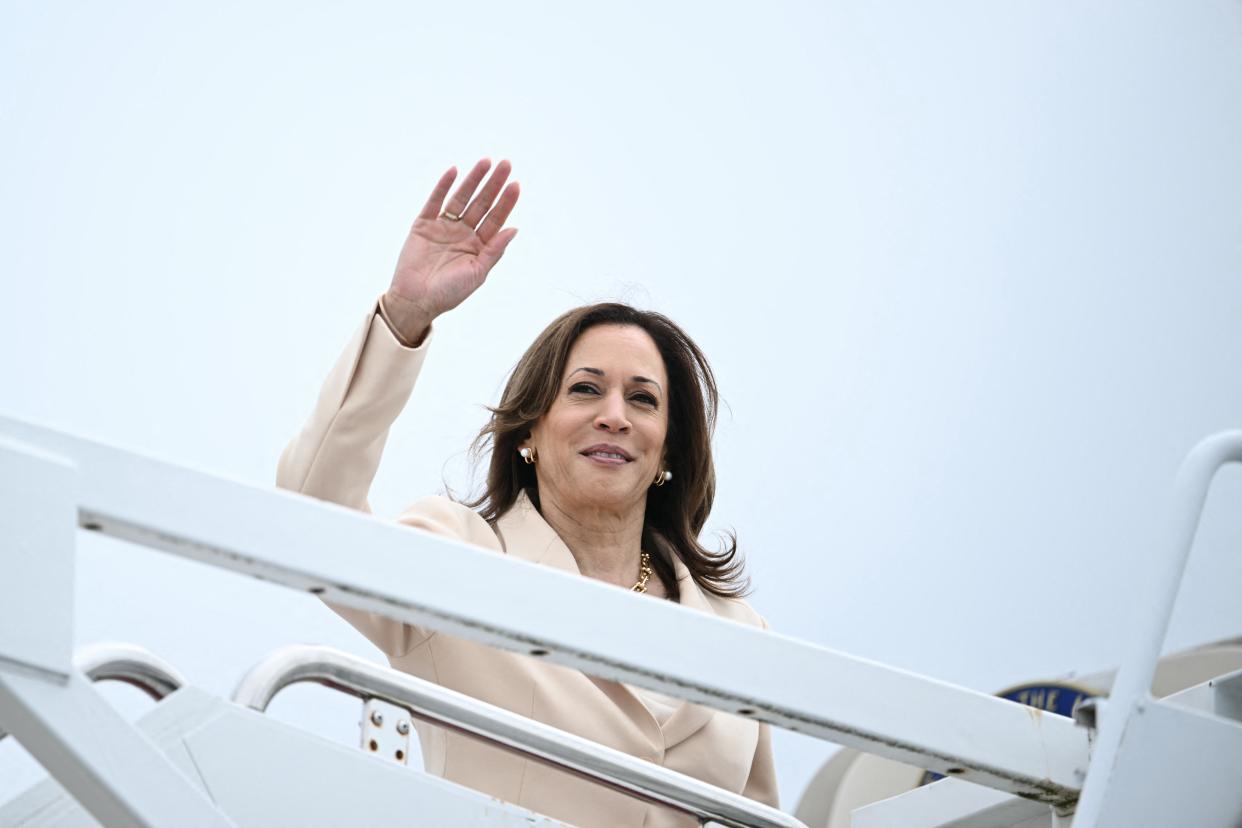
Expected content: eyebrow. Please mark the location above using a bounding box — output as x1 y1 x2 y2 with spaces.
569 366 663 393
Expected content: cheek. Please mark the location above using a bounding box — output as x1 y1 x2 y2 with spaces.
648 420 670 458
538 410 587 458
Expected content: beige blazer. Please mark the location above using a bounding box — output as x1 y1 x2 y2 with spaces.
277 301 778 827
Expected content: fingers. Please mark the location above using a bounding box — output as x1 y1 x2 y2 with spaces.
476 227 519 273
460 160 512 227
475 181 521 244
417 167 458 221
440 158 492 219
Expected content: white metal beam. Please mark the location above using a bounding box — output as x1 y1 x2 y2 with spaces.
0 415 1090 805
1 686 571 828
233 644 805 828
1074 431 1242 825
0 436 76 679
0 667 234 827
851 778 1052 828
1088 699 1242 827
0 433 234 826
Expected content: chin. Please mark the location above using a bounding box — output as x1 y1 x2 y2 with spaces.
567 477 643 511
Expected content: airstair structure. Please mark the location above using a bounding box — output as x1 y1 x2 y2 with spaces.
1 415 1241 826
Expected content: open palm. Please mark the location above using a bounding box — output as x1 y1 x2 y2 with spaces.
389 159 521 326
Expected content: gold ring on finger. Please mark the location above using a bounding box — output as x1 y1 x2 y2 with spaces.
441 209 463 221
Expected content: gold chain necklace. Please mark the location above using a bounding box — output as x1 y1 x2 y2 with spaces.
631 551 653 593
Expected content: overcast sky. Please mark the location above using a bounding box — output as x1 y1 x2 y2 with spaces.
3 0 1242 813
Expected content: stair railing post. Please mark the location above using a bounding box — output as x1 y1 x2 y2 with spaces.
0 436 234 828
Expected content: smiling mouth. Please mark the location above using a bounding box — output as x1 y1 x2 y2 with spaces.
584 451 628 461
581 447 633 463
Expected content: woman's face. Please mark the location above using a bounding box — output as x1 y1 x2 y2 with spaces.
522 324 670 519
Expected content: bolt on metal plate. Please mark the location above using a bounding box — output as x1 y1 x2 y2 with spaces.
359 698 413 766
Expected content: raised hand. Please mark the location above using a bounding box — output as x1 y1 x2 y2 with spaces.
385 159 521 341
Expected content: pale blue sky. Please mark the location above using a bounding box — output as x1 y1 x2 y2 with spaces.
3 0 1242 811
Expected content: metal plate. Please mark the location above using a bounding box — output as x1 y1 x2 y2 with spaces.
359 698 412 766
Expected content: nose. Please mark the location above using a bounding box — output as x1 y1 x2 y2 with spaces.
593 390 631 433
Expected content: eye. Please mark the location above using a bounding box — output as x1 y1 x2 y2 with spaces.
631 392 658 407
569 382 600 395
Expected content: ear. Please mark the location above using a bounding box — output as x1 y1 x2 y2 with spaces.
517 425 538 453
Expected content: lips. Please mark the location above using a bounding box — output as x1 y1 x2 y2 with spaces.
580 444 633 462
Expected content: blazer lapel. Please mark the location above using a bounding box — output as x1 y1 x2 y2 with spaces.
494 492 664 753
657 558 718 749
494 490 580 573
493 491 719 752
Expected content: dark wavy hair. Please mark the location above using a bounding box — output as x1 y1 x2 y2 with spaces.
467 303 748 600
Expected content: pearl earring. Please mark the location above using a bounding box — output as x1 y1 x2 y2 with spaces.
519 447 538 464
653 469 672 487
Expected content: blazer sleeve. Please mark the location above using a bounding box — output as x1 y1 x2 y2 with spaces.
742 722 779 808
331 495 491 657
276 297 429 511
741 613 780 807
276 298 436 655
